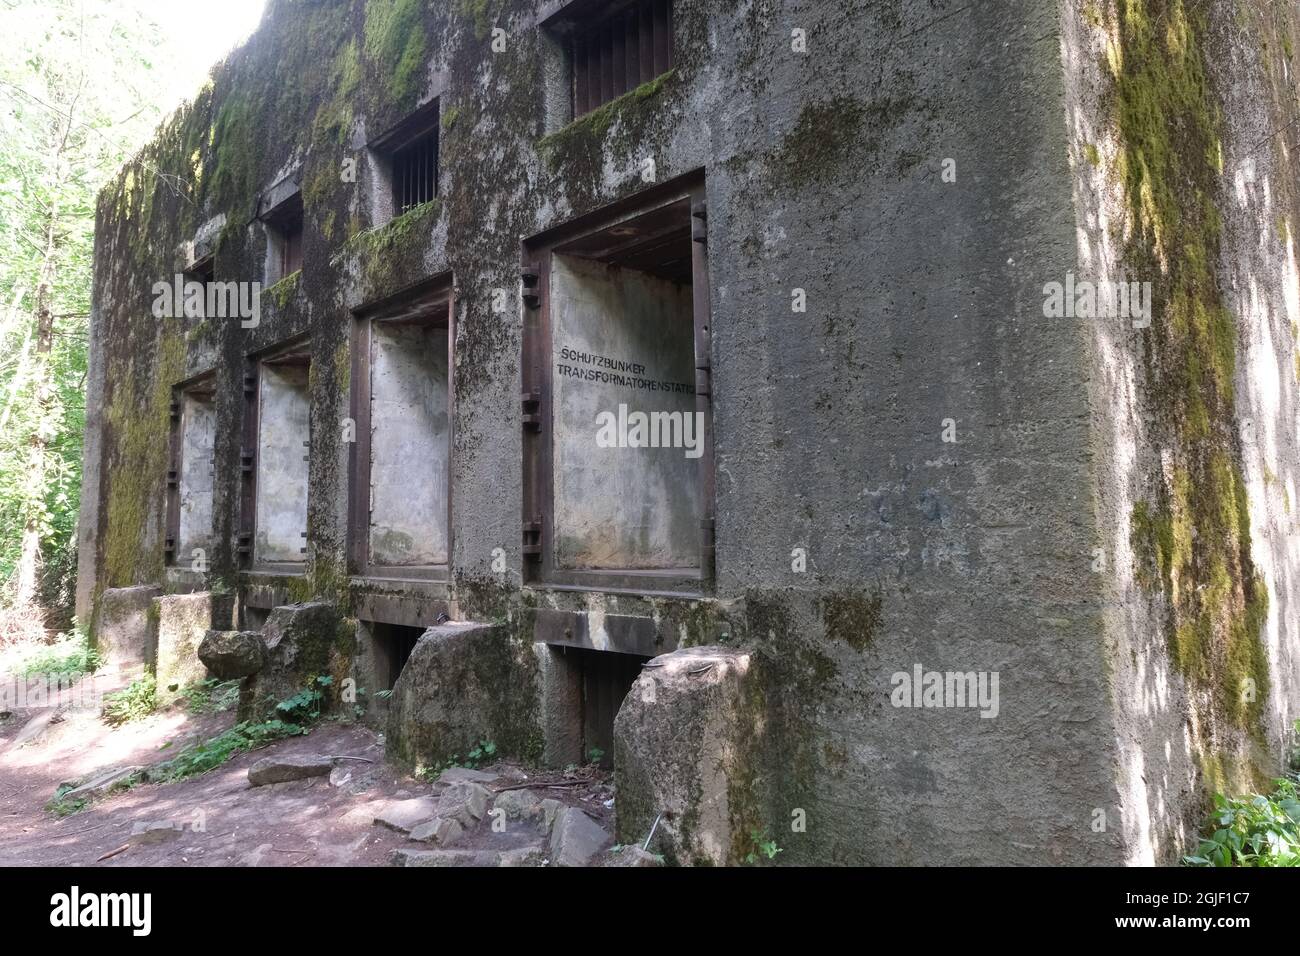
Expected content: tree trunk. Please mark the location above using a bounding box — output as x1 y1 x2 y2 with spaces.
10 135 64 614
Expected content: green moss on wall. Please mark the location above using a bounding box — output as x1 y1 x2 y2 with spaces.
101 331 187 588
364 0 428 108
1109 1 1271 737
537 69 677 173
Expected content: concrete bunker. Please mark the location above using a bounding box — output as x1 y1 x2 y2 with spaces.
522 176 714 592
166 373 216 567
349 277 453 577
251 343 311 566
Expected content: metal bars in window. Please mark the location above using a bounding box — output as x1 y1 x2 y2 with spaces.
572 0 672 117
392 131 438 215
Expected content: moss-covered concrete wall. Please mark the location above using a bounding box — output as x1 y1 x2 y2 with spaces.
77 0 1298 864
1062 0 1300 862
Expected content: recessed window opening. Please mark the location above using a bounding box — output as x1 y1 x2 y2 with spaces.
254 347 311 566
522 179 714 593
551 200 698 572
351 280 453 579
571 0 673 117
567 646 648 767
368 100 440 227
166 375 217 566
392 130 437 214
263 192 304 283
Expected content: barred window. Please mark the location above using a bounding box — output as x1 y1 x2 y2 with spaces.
572 0 673 117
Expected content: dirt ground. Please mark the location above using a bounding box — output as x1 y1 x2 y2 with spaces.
0 656 613 867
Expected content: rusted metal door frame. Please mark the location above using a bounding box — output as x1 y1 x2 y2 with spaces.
520 171 715 596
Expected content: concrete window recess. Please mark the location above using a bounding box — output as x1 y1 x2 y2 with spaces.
547 0 675 119
367 99 439 228
252 347 311 566
522 177 714 592
259 183 303 285
165 375 217 567
350 279 452 577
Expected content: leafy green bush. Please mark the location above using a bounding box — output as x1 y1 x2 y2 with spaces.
148 719 307 783
275 674 332 723
101 673 157 725
177 677 240 715
18 628 99 677
1183 779 1300 867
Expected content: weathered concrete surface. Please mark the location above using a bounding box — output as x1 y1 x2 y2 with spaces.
198 630 266 680
153 591 234 704
177 392 216 560
551 254 699 569
240 602 351 720
614 646 757 866
1060 0 1300 862
254 363 310 564
535 642 583 767
369 321 448 566
385 622 542 768
92 585 162 672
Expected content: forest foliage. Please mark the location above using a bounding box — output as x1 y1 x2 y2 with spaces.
0 0 189 637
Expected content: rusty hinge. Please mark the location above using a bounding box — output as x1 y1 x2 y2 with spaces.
240 451 255 474
243 373 257 396
236 532 252 555
521 264 540 309
691 200 707 244
166 469 179 488
169 398 180 421
163 535 176 555
522 516 543 558
522 390 542 431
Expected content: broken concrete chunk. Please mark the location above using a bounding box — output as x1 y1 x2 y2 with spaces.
614 645 757 866
498 846 544 867
493 787 542 821
549 807 612 867
539 798 564 833
372 797 439 834
436 781 491 826
385 621 539 770
198 629 266 680
241 603 351 722
247 753 334 786
93 585 162 672
129 821 183 846
408 816 464 846
13 709 62 747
